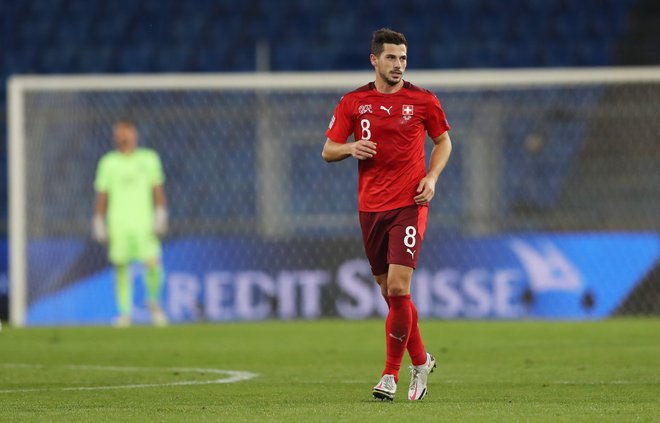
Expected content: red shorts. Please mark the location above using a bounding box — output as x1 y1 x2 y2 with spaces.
359 205 428 275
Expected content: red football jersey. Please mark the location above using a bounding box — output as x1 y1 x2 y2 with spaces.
326 81 451 212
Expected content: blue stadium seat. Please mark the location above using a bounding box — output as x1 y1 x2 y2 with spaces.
524 0 559 14
4 46 40 74
0 0 646 236
466 41 504 68
551 13 578 41
115 43 155 73
538 41 574 67
272 41 306 71
575 40 613 66
501 39 537 68
54 17 91 45
92 14 132 43
190 38 231 72
154 44 191 73
65 0 98 17
169 14 206 44
427 43 464 69
39 44 78 73
77 45 114 73
18 13 54 47
28 0 65 15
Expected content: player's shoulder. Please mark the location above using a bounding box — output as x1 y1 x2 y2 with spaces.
403 81 436 98
136 147 161 159
98 150 120 164
341 82 374 100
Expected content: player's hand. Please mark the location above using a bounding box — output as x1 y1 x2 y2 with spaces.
154 207 168 237
414 176 436 205
350 139 377 160
92 214 107 243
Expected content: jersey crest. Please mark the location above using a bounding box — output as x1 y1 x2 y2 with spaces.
402 105 414 121
358 104 373 115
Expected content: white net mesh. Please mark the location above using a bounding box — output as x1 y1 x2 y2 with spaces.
11 71 660 324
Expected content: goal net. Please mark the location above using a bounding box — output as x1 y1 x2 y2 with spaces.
8 68 660 326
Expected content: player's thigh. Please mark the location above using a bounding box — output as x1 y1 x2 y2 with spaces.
135 233 162 263
359 211 389 276
387 205 428 269
108 233 132 265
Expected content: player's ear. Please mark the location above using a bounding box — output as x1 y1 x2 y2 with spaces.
369 54 377 67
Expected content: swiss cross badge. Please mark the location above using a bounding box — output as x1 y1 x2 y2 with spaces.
402 104 414 120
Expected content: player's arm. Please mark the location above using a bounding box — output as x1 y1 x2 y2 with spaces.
92 191 108 242
153 183 168 237
322 138 377 162
153 183 166 209
149 150 169 237
414 131 452 205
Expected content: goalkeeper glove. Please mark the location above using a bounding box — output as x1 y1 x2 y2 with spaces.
92 214 107 243
154 207 168 237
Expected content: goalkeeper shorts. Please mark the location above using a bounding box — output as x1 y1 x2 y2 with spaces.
108 231 161 265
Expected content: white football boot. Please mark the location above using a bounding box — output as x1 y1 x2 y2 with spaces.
372 374 397 401
113 314 131 328
408 352 436 400
149 303 169 327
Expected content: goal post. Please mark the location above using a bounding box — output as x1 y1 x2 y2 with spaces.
8 67 660 326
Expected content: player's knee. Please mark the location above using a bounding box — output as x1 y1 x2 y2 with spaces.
386 265 412 296
145 258 160 268
387 285 409 296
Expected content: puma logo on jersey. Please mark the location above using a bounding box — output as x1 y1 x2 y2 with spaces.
407 248 416 259
389 333 406 343
380 105 393 115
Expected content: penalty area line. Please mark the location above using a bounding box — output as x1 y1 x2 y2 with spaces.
0 363 258 393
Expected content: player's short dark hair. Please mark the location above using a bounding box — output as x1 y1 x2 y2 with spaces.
371 28 407 57
115 118 135 127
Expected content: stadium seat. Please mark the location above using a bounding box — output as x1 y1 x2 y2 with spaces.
501 39 538 68
0 0 647 238
28 0 65 15
189 36 232 72
18 13 53 48
54 17 91 45
115 43 155 73
575 40 613 66
169 15 206 44
154 44 192 73
39 44 79 74
92 14 132 43
428 43 464 69
76 45 114 73
64 0 98 17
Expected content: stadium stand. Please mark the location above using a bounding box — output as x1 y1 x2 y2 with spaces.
0 0 656 233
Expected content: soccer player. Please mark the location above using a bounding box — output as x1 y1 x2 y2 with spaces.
92 119 169 327
322 28 452 401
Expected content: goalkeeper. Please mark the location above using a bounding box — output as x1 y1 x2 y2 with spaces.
92 118 168 327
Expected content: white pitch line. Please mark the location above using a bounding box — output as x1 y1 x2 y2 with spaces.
0 363 258 393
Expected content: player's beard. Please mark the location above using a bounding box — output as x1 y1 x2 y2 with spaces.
380 69 403 86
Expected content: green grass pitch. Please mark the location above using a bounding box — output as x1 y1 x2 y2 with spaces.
1 319 659 422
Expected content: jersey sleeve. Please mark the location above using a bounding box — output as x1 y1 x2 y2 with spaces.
325 96 354 144
425 94 451 139
94 155 109 193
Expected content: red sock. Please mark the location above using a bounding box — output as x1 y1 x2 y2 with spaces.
407 301 427 366
383 295 412 381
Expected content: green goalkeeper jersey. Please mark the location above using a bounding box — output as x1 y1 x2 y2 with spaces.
94 148 164 234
